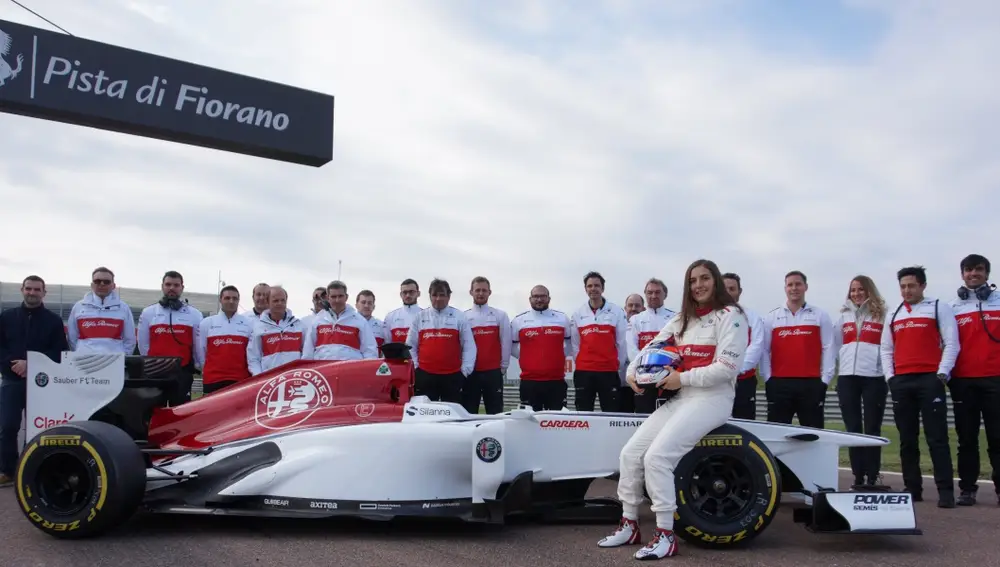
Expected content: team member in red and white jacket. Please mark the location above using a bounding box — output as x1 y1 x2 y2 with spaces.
302 281 378 361
67 267 136 355
948 254 1000 506
722 272 764 420
405 279 477 404
880 265 959 507
355 289 387 356
759 271 834 428
570 271 629 412
195 285 254 394
247 286 305 375
138 270 203 405
463 276 512 415
384 278 422 345
511 285 573 411
626 278 676 415
833 275 889 488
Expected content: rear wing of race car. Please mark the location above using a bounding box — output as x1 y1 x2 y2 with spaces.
26 351 187 443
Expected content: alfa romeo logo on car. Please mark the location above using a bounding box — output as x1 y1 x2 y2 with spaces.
34 372 49 388
254 369 333 430
476 437 502 463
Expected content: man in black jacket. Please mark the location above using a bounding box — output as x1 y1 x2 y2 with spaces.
0 275 68 486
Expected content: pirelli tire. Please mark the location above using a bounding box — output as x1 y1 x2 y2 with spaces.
14 420 147 539
672 424 782 548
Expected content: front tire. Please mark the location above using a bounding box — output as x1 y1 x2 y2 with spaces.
672 424 782 548
14 421 147 539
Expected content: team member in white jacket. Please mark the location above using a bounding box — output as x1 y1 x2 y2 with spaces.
833 275 889 488
246 286 305 376
67 267 136 355
598 259 749 561
302 281 378 361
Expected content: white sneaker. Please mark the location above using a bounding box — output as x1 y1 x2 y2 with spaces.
634 528 679 560
597 517 642 547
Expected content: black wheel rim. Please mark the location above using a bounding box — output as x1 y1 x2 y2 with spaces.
35 452 94 516
686 455 755 523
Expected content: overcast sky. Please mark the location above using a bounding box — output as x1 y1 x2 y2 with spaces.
1 0 997 322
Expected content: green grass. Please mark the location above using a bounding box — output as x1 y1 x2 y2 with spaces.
794 419 992 480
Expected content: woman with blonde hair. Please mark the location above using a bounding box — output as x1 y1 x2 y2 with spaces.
834 275 889 488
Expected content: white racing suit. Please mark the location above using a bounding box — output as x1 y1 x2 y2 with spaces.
618 306 749 529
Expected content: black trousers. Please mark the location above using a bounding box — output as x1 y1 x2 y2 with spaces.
573 370 620 412
617 386 636 413
836 374 888 482
948 376 1000 493
203 380 238 395
888 372 954 494
765 377 827 428
462 368 505 415
732 376 758 420
519 380 568 411
168 366 195 407
633 385 677 414
414 368 463 404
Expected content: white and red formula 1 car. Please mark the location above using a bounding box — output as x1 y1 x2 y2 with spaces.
15 343 920 547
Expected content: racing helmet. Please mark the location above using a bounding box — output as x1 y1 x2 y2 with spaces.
633 342 684 385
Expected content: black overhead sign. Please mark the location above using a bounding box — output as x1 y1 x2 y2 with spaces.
0 19 334 167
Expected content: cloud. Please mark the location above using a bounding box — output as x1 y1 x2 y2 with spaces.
1 0 998 329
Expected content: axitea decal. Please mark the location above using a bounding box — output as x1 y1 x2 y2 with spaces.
538 419 589 430
254 369 333 430
476 437 502 463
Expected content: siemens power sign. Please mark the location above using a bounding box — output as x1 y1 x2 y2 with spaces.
0 20 334 167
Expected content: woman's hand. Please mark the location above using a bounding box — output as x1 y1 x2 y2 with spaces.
626 371 643 394
656 367 683 391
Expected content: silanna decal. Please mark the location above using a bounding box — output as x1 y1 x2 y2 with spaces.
254 369 333 430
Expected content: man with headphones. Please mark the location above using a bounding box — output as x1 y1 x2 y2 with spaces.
138 270 204 406
949 254 1000 506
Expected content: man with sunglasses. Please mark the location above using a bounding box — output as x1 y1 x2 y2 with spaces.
66 267 137 355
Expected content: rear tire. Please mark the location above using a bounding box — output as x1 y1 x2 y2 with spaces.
672 424 782 548
14 421 147 539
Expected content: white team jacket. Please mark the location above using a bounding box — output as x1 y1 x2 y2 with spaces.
626 306 749 399
247 309 306 375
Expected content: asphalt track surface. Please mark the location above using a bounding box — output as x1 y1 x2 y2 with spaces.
1 470 996 567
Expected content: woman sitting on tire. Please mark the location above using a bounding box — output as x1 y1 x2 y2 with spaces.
597 259 749 560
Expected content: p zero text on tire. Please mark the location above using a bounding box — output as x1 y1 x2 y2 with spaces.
672 424 782 548
15 421 147 539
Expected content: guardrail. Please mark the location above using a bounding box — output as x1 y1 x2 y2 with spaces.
496 380 956 427
190 377 956 427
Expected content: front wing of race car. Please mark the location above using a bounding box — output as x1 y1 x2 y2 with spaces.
138 399 919 538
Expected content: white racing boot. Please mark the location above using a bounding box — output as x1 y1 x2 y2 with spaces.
633 528 679 560
597 517 642 547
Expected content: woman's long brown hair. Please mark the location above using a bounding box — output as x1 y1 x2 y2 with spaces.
845 275 886 321
678 259 743 337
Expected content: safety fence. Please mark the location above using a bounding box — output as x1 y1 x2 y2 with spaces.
190 377 957 427
495 380 957 427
